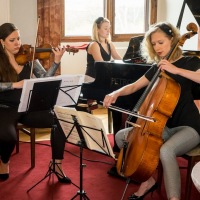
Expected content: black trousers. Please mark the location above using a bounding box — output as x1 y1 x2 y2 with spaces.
0 107 66 163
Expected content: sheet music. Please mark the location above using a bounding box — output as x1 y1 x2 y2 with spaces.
18 74 84 112
56 74 84 106
54 105 115 158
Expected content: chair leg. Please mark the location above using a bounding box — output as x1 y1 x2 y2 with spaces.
108 109 113 133
184 157 195 200
30 128 35 168
157 161 163 193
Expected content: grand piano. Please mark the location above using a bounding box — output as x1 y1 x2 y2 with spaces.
81 61 151 110
81 60 151 139
81 0 200 105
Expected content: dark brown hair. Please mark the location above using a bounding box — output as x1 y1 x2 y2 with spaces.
0 23 18 82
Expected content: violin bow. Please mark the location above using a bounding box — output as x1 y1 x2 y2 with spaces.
30 16 40 78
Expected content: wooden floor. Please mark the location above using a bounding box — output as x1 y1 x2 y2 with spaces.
19 106 109 142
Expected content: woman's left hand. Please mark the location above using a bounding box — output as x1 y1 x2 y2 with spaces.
158 59 179 74
52 45 66 64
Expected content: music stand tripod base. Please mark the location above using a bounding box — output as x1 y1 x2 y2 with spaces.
71 140 90 200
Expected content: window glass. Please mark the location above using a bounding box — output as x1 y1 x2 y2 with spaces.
62 0 156 42
64 0 104 36
114 0 145 34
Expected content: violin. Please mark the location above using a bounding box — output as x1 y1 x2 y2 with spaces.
15 44 79 65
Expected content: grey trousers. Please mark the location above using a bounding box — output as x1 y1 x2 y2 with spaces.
115 126 200 199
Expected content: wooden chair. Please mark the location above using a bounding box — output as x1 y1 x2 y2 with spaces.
16 123 36 168
157 144 200 200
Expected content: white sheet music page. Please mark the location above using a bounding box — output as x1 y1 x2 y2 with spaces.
18 76 60 112
54 106 80 145
54 105 115 158
18 74 85 112
56 74 84 106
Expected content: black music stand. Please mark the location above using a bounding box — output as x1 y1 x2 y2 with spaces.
26 80 61 112
70 115 90 200
23 80 62 192
25 77 84 192
54 107 114 200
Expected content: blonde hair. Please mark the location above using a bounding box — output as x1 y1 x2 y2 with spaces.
92 17 111 43
141 22 182 63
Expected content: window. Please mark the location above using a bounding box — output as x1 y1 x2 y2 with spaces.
61 0 157 42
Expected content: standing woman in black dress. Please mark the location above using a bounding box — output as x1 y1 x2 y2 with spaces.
0 22 71 183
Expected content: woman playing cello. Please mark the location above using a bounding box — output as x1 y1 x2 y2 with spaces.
103 22 200 200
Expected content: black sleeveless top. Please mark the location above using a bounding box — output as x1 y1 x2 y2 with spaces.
85 41 111 78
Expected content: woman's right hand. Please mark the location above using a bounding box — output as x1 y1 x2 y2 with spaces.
12 80 24 89
103 92 119 108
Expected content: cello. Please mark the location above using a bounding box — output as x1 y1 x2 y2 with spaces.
115 22 198 183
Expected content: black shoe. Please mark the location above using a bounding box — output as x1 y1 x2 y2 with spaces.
0 173 9 181
54 171 71 184
107 166 123 178
128 182 158 200
113 145 120 153
49 161 71 184
107 166 139 185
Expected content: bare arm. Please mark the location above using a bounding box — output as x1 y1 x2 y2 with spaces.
159 59 200 84
87 42 104 61
103 75 149 108
177 69 200 83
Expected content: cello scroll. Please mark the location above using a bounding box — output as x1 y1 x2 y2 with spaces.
177 22 197 47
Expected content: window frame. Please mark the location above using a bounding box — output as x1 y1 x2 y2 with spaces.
61 0 157 42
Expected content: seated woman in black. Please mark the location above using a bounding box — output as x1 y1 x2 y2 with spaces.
81 17 122 153
0 22 71 183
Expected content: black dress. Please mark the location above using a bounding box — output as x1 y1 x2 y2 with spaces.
82 41 125 152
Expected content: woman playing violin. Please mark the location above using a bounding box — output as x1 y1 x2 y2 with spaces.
103 22 200 200
0 22 71 183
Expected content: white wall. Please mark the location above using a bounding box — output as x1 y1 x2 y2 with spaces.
157 0 199 50
0 0 10 24
9 0 37 45
61 42 127 75
1 0 199 75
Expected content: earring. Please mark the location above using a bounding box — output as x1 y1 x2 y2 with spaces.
1 43 4 49
1 41 4 49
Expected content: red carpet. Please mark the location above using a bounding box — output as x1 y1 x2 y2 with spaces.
0 134 200 200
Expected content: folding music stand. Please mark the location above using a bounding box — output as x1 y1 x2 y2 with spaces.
54 106 115 200
25 77 84 192
26 80 61 112
70 115 90 200
21 80 62 192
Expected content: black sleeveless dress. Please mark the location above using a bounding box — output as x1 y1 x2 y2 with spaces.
85 41 111 78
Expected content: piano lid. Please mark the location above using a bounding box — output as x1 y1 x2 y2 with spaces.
187 0 200 26
177 0 200 28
